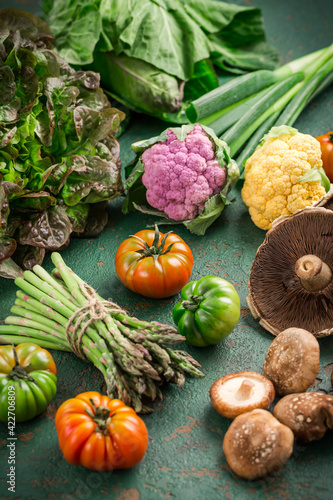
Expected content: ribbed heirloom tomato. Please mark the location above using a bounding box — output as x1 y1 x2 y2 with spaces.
115 225 193 298
0 343 57 422
55 392 148 470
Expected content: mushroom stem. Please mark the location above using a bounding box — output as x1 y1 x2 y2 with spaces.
295 254 332 292
236 379 255 401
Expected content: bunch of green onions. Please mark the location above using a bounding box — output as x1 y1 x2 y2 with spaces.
0 253 204 413
186 44 333 168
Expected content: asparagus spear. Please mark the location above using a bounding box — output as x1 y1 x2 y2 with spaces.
0 252 204 412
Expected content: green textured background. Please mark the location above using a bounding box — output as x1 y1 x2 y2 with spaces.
1 1 333 499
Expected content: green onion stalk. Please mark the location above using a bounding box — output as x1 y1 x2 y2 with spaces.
0 253 204 414
187 44 333 169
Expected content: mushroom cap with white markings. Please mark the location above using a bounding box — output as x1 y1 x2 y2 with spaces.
273 392 333 442
223 409 294 480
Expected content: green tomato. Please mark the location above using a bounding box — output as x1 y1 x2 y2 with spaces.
0 343 57 422
173 276 241 347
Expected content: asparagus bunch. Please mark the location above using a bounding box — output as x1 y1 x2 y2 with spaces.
0 253 204 413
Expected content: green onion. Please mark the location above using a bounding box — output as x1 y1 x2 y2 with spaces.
201 85 276 136
186 70 279 122
222 73 303 148
235 111 281 175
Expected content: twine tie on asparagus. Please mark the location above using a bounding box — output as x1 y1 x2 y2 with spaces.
65 283 127 359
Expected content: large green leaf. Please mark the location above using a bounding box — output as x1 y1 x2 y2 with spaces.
91 52 185 115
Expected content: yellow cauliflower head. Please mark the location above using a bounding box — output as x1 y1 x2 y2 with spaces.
241 126 328 230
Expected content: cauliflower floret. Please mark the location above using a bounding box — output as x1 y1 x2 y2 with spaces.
141 125 227 220
241 129 326 230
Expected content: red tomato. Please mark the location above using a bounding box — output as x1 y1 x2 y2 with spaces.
316 132 333 182
55 392 148 470
115 225 193 298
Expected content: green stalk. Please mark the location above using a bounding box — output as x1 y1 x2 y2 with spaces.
235 111 281 173
308 70 333 103
275 59 333 126
222 73 303 146
0 334 67 350
274 44 333 80
202 85 276 136
228 48 333 157
186 70 279 122
228 81 302 157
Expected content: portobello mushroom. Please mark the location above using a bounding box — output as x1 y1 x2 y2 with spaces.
247 207 333 337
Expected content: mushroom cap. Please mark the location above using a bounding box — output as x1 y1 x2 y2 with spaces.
273 392 333 442
223 409 294 480
210 371 275 419
263 328 320 395
247 207 333 337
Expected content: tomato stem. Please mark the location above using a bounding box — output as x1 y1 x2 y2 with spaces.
329 133 333 143
132 225 175 261
182 295 204 312
8 345 36 383
85 398 112 435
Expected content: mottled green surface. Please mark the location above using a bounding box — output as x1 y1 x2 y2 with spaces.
1 1 333 499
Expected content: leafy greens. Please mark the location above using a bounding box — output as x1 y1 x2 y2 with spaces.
43 0 280 119
0 9 125 278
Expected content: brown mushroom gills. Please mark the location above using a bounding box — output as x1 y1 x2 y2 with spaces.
263 328 320 395
223 409 294 480
295 254 332 292
247 208 333 337
273 392 333 442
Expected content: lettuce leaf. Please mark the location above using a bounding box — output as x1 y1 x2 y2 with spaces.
0 9 125 278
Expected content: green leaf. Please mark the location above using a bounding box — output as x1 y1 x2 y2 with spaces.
183 194 226 236
183 59 218 101
210 39 280 73
90 52 185 115
0 257 23 279
18 205 71 250
299 167 331 193
54 5 102 65
258 125 299 148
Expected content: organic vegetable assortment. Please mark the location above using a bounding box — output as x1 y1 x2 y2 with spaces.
172 276 241 346
115 225 193 298
0 343 57 422
55 392 148 470
0 0 333 488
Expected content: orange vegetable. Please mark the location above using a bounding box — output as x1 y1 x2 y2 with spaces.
55 392 148 470
115 225 193 298
316 132 333 182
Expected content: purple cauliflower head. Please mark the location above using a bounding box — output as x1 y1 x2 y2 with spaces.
141 125 227 221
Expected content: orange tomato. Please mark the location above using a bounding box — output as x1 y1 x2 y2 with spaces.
115 225 193 298
316 132 333 182
55 392 148 470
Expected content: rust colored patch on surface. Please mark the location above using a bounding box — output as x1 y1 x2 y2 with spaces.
19 432 34 441
98 261 104 266
117 489 140 500
164 416 200 441
323 363 333 374
240 307 250 317
44 402 58 419
180 467 222 479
